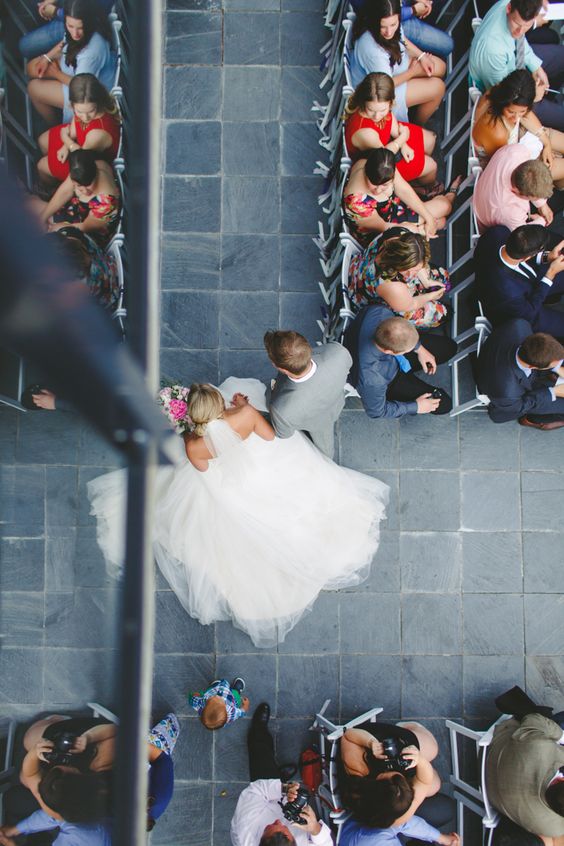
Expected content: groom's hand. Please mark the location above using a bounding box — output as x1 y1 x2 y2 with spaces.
231 393 249 408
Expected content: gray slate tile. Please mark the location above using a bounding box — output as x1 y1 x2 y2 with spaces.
155 591 215 654
0 592 44 647
213 782 243 846
216 620 265 654
161 291 220 348
281 67 321 121
524 594 564 654
223 123 279 176
280 235 322 292
0 647 43 704
463 594 523 656
216 653 277 714
281 176 322 234
339 412 398 471
162 233 220 291
461 472 520 531
280 12 327 64
45 589 118 649
224 13 281 65
463 655 524 719
370 470 399 531
280 292 321 341
44 647 117 705
359 529 400 592
400 533 461 592
223 68 281 121
220 291 279 348
225 0 279 10
78 425 121 468
0 538 44 591
166 121 221 175
340 593 400 654
165 12 222 65
520 425 564 470
221 235 280 291
45 466 78 531
523 532 564 592
152 782 212 846
341 655 401 720
402 655 463 718
16 411 81 465
160 348 219 386
281 122 322 176
462 532 522 593
459 412 519 470
399 471 460 531
168 0 221 9
522 472 564 530
402 594 461 654
162 176 221 233
278 592 340 653
214 712 254 781
172 717 213 781
0 465 45 535
399 414 459 470
278 655 339 716
164 67 221 120
525 656 564 704
152 655 215 715
218 349 275 383
0 408 17 463
223 177 281 234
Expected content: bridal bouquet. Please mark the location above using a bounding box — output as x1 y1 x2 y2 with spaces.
157 385 193 434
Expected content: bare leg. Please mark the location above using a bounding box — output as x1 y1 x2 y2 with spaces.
23 716 68 750
422 128 436 155
38 130 50 154
406 78 446 126
37 155 58 187
547 127 564 155
415 155 438 185
397 721 439 760
28 79 64 125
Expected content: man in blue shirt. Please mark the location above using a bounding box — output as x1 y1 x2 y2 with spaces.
344 305 457 419
0 811 111 845
469 0 564 130
340 814 460 846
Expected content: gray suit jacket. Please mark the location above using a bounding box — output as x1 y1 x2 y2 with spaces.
268 342 352 457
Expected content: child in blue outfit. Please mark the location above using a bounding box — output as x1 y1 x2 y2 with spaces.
189 678 250 730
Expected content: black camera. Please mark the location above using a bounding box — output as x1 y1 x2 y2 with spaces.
431 387 443 399
43 732 77 767
380 737 412 773
279 786 310 825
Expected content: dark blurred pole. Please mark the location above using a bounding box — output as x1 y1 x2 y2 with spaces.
113 0 162 844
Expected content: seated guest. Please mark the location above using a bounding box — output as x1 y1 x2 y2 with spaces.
19 0 114 60
340 816 459 845
339 720 454 832
30 149 121 245
48 227 120 309
37 73 121 185
348 227 449 328
343 148 460 248
349 0 454 59
344 304 457 418
0 813 111 845
349 0 446 125
472 69 564 181
476 320 564 427
344 73 441 197
27 0 116 126
476 225 564 334
146 713 179 833
492 817 544 846
486 713 564 841
231 703 332 846
472 144 553 233
469 0 564 132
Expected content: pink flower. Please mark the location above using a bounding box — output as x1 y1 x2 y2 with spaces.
169 399 188 421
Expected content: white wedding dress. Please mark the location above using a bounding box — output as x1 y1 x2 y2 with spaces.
88 379 389 648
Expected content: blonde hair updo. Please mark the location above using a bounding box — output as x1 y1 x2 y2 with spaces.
187 384 225 436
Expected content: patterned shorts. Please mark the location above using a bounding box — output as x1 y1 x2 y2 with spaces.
148 713 180 757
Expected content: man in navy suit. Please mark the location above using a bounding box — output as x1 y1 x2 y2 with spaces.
476 320 564 428
475 225 564 337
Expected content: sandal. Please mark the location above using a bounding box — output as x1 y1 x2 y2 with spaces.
414 180 445 200
446 174 464 196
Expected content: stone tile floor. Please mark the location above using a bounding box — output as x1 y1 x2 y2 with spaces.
1 1 564 844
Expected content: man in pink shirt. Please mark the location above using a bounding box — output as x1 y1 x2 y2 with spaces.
473 144 554 233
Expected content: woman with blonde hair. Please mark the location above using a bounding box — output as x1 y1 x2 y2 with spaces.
348 227 449 327
344 72 441 196
88 380 389 648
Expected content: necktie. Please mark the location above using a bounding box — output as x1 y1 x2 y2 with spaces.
515 36 525 69
394 354 412 372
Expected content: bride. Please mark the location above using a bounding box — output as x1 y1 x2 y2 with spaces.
88 379 389 648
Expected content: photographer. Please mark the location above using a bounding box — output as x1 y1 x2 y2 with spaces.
339 721 454 831
0 813 111 846
231 703 332 846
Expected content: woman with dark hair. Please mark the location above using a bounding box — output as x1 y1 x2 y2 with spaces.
348 226 449 327
342 148 460 247
46 226 120 309
339 720 443 829
344 72 441 195
472 69 564 184
31 149 121 244
38 73 121 184
27 0 116 126
19 0 114 61
349 0 446 125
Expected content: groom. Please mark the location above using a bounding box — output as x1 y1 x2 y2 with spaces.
263 330 352 458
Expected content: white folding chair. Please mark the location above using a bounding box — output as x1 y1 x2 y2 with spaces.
106 234 126 335
446 716 510 845
87 702 120 724
449 312 492 416
0 717 16 823
109 14 123 94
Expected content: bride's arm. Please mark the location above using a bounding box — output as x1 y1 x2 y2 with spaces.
184 435 211 471
252 408 275 441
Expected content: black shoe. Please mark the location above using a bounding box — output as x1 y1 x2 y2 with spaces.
251 702 270 727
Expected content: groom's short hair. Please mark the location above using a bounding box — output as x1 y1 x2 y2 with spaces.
264 330 312 375
374 317 419 354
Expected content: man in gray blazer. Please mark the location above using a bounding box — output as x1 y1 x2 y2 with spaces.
263 330 352 458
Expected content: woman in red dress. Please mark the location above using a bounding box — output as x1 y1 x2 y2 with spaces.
344 72 442 197
37 72 121 184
